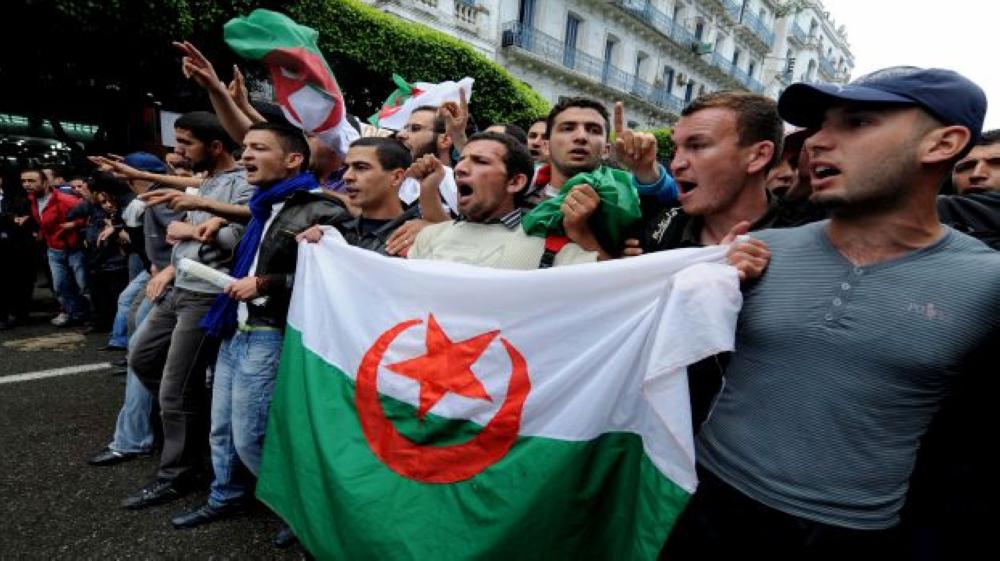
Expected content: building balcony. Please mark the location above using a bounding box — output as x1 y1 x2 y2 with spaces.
739 10 774 48
717 0 743 22
501 21 684 115
818 56 838 79
611 0 704 56
730 65 765 94
788 22 809 46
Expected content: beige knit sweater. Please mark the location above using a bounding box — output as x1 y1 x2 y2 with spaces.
409 221 598 270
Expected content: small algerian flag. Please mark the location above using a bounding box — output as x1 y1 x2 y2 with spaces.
256 231 743 560
369 74 474 130
224 9 359 155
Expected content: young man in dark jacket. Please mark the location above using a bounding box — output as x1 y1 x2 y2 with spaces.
169 122 351 529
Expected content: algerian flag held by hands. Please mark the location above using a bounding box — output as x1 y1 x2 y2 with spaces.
257 232 743 560
369 74 474 130
224 9 359 155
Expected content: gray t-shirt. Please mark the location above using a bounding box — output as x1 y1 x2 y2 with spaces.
143 184 186 271
171 168 254 293
696 220 1000 530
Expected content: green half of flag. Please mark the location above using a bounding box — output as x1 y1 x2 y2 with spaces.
257 328 690 561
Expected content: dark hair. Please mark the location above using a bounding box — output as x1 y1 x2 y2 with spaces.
175 111 239 152
349 137 413 171
20 167 46 181
465 131 534 182
978 129 1000 146
411 105 447 134
490 123 528 145
780 129 813 168
247 122 311 173
682 90 784 170
43 165 67 180
530 116 547 128
545 97 611 140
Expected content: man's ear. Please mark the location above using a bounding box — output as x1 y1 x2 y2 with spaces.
746 141 776 175
208 139 228 158
506 173 528 194
601 140 611 159
286 152 305 171
389 168 406 190
438 131 454 153
920 126 972 165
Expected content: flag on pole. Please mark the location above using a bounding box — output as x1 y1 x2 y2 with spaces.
224 9 359 155
257 232 742 560
369 75 474 130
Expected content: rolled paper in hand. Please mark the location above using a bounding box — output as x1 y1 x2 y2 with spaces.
177 258 267 306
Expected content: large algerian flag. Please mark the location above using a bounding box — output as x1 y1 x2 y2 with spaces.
369 74 474 130
224 9 359 155
257 232 742 560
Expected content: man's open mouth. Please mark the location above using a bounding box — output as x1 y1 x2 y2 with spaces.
677 180 698 194
811 163 841 180
457 183 474 197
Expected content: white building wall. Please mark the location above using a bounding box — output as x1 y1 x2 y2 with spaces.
361 0 853 128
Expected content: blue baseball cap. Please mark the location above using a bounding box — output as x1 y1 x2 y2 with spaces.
123 152 168 174
778 66 987 144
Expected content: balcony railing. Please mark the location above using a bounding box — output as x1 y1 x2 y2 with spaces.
613 1 707 54
501 21 685 114
789 22 809 45
739 9 774 48
719 0 742 21
819 56 838 79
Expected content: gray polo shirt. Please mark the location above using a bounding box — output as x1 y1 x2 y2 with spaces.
696 220 1000 530
171 167 254 293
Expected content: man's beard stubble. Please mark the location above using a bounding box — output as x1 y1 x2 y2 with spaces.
812 145 919 218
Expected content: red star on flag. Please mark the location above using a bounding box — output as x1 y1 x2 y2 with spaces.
386 314 497 420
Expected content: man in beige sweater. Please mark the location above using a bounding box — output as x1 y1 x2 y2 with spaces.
407 131 598 269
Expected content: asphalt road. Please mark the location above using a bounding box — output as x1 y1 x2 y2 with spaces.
0 293 305 559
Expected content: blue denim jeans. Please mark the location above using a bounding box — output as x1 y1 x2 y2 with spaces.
208 329 284 507
109 296 155 454
108 270 150 348
47 248 89 319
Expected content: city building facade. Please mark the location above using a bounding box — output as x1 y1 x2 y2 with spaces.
362 0 853 128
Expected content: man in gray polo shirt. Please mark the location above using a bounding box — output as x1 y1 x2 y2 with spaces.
124 111 254 510
664 67 1000 558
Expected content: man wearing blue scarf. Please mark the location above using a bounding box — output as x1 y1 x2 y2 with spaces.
171 122 352 529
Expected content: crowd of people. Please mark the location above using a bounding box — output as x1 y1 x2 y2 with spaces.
1 36 998 560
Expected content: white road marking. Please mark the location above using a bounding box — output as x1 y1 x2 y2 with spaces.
0 362 112 385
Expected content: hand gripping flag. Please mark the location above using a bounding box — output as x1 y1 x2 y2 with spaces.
256 231 743 560
224 9 359 155
369 74 474 130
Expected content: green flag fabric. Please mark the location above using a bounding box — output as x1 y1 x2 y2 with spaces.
521 166 642 249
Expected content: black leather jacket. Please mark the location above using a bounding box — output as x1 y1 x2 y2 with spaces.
339 205 420 256
247 191 353 329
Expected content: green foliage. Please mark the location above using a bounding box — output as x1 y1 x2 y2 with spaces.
644 128 675 164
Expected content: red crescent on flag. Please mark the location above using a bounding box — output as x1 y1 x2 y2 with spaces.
263 47 344 133
355 318 531 483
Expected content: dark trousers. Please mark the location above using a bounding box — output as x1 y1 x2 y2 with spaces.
129 286 219 482
0 243 35 322
661 468 901 561
90 268 129 331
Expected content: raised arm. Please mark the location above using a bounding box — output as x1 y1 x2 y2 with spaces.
173 40 252 145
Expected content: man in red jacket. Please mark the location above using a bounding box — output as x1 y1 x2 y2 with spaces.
21 168 89 326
